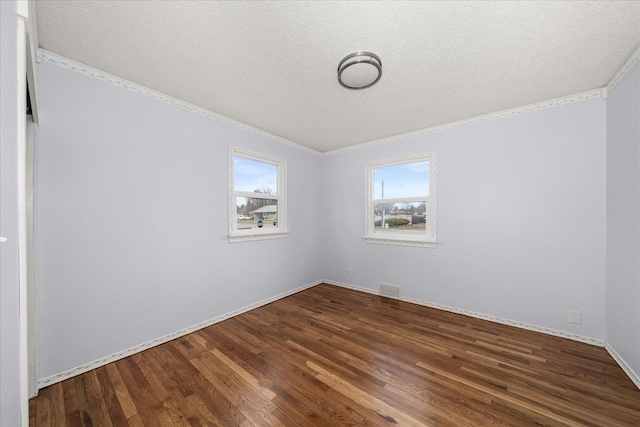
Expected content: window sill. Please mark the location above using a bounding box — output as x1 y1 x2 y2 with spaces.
229 231 289 243
364 236 436 248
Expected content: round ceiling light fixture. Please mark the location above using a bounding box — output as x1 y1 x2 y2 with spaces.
337 51 382 90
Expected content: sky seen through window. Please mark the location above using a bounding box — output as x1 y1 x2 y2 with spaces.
373 161 429 199
234 156 278 194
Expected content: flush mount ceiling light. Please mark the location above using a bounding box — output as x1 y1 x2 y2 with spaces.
337 51 382 90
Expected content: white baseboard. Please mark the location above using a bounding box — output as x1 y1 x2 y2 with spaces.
323 280 605 347
605 342 640 391
325 280 640 390
38 280 323 389
41 279 639 392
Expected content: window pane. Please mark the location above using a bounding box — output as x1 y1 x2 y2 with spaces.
374 202 426 235
373 161 429 199
236 197 278 230
234 156 278 195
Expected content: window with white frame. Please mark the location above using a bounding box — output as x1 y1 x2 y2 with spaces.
365 153 436 247
229 147 287 242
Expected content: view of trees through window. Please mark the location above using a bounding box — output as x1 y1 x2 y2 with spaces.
236 194 278 230
237 188 275 216
233 154 280 231
372 160 430 236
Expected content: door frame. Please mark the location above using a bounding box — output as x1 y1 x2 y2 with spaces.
17 1 40 418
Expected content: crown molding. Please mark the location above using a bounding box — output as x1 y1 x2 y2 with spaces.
324 89 603 156
323 280 605 347
606 43 640 96
39 49 619 157
37 279 323 388
38 49 322 156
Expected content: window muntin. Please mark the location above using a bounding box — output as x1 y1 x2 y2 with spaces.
229 147 287 242
366 153 436 247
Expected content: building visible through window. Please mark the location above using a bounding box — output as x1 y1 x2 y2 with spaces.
366 153 436 247
229 147 287 242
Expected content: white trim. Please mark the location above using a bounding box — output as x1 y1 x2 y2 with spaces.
229 146 287 242
336 275 640 392
25 119 37 399
605 342 640 391
40 50 608 157
606 43 640 96
363 237 436 248
229 146 286 166
18 3 39 401
600 87 608 100
25 30 39 124
17 0 28 18
229 231 289 243
17 16 29 427
324 89 602 156
39 50 321 156
365 152 436 247
324 279 380 296
323 280 605 347
19 1 38 124
37 279 639 392
37 280 323 388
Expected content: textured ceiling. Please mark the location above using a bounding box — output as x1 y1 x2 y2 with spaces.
36 1 640 153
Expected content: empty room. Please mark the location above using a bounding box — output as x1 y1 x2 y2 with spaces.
2 1 640 425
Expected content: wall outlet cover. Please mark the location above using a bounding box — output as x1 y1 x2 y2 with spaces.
569 310 582 325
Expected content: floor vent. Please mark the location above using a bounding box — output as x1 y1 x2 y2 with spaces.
380 283 401 298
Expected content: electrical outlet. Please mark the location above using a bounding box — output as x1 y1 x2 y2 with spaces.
347 267 351 276
569 310 581 325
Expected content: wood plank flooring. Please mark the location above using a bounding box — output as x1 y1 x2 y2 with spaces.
30 284 640 426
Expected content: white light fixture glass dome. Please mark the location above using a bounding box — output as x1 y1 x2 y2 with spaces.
337 52 382 90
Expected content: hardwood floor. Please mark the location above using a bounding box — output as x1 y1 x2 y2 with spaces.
30 284 640 426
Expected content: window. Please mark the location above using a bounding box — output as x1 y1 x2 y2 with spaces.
229 147 287 242
365 153 436 247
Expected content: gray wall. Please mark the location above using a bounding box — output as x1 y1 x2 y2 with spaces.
35 51 640 387
322 100 607 340
607 60 640 378
0 0 22 425
35 62 324 379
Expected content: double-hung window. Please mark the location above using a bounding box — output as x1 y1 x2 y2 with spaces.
365 153 436 247
229 147 287 242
